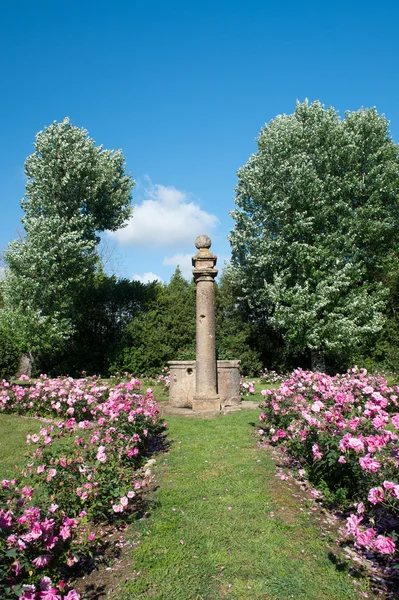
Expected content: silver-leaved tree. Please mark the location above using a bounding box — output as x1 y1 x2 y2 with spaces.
229 101 399 371
1 118 134 374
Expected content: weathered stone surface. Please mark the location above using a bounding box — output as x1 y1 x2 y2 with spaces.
192 236 219 411
168 360 241 409
167 235 241 414
217 360 241 406
195 234 212 250
16 352 34 378
168 361 195 408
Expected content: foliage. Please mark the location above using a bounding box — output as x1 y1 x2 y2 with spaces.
216 269 262 375
36 272 156 376
0 321 20 380
259 367 399 557
363 269 399 373
113 268 196 376
230 101 399 370
1 118 134 356
0 374 165 598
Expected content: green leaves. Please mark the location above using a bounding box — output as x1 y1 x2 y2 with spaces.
1 118 134 360
230 101 399 366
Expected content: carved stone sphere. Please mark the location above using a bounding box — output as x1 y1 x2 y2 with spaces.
195 235 212 249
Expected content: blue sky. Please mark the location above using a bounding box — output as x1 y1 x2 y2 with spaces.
1 0 399 281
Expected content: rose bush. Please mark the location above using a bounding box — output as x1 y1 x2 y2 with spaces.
0 375 166 598
258 367 399 558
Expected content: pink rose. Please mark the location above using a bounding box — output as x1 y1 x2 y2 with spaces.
373 535 396 554
368 487 384 505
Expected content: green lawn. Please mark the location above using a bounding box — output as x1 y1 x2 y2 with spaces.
241 377 281 403
117 411 368 600
0 413 41 478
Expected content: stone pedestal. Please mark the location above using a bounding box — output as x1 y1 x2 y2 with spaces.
168 360 241 409
217 360 241 407
168 361 196 408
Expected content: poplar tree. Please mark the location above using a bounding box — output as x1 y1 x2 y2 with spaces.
230 101 399 371
1 118 134 365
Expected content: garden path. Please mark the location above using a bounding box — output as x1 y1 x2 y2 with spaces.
116 410 366 600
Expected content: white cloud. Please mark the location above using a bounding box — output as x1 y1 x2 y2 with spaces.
109 182 219 248
163 253 193 279
131 272 163 283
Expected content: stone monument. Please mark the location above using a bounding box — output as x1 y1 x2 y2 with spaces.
192 235 220 411
168 235 241 413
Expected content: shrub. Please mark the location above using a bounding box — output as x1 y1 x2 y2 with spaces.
0 324 20 380
259 367 399 557
0 375 166 598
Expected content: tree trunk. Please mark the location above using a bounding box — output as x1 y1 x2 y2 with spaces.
16 352 35 378
310 349 326 373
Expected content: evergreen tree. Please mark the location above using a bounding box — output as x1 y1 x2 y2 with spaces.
113 268 196 376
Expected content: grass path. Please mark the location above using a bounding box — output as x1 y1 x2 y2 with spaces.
119 411 366 600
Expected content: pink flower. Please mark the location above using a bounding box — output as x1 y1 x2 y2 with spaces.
96 446 107 463
30 521 43 539
356 528 375 548
346 437 364 453
40 576 52 590
38 588 61 600
37 464 46 474
59 525 71 540
312 444 323 460
0 509 12 528
391 414 399 428
359 455 381 473
346 514 363 535
32 554 52 568
120 496 128 507
356 502 365 514
373 535 396 554
64 591 81 600
363 386 374 394
372 415 388 430
368 487 384 505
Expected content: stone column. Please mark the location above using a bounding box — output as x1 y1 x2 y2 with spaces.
192 235 220 411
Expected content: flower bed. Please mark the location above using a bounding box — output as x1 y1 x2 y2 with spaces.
258 367 399 560
240 379 255 396
0 375 166 599
259 368 285 385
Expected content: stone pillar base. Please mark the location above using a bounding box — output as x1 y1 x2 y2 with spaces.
192 394 221 412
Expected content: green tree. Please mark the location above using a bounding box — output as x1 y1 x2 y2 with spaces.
1 118 134 363
230 101 399 371
36 271 154 376
113 268 196 376
215 269 262 375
